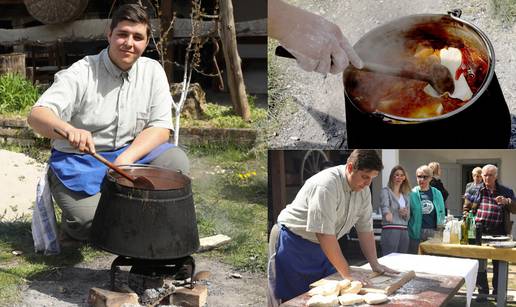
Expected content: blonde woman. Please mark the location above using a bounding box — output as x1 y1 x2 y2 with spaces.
380 165 411 256
428 162 449 215
465 167 483 195
408 165 446 254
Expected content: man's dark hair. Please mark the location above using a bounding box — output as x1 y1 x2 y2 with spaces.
110 4 151 38
347 150 383 172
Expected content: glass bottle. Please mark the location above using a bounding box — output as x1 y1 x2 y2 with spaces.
467 212 476 244
460 215 469 245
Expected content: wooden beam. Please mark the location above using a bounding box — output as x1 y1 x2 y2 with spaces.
0 0 24 4
197 234 231 252
0 18 266 46
219 0 250 121
171 285 208 307
270 150 286 232
0 52 25 76
88 287 139 307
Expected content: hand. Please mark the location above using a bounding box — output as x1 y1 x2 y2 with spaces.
61 127 95 153
495 196 510 206
385 212 393 223
353 276 373 287
269 0 363 74
113 155 135 166
398 207 408 219
371 263 399 275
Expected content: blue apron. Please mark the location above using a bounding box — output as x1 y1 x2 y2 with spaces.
274 225 336 302
49 142 174 195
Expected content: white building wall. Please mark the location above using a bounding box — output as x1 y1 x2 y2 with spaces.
395 150 516 238
381 150 399 187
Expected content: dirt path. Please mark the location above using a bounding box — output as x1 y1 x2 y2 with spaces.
0 149 45 221
17 254 266 307
267 0 516 149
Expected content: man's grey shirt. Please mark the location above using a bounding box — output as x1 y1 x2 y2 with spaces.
34 48 173 153
277 165 373 243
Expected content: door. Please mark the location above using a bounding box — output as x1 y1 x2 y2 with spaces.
440 163 462 216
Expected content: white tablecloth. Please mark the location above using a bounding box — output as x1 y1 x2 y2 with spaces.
361 253 478 307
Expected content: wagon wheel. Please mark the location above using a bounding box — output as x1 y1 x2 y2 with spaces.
300 150 329 183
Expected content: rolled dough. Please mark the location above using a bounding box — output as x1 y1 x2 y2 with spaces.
338 293 364 305
363 292 389 304
340 280 363 295
307 294 339 307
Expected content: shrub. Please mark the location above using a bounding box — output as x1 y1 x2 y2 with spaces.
0 73 40 115
181 96 267 129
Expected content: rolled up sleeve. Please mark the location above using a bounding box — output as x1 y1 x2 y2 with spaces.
33 68 81 121
147 63 173 130
306 185 338 235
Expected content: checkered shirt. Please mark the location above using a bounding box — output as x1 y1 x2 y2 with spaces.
472 186 503 229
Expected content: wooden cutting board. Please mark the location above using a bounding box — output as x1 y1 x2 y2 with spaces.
361 270 416 295
309 267 416 296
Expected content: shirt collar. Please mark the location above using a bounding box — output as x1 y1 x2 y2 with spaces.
480 181 498 193
102 48 136 81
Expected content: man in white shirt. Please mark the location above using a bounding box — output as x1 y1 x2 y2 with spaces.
27 4 188 242
269 150 396 303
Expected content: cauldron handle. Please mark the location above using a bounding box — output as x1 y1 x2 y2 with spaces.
447 9 462 18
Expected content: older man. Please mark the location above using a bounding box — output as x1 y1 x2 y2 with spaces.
465 164 516 302
28 4 189 242
268 150 397 305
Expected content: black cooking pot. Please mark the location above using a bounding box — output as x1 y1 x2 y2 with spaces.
90 165 200 259
343 10 511 148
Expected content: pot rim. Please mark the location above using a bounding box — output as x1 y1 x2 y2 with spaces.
105 164 191 189
344 12 495 123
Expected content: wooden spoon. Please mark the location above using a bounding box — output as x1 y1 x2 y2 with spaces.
360 61 455 95
53 128 155 189
274 45 455 95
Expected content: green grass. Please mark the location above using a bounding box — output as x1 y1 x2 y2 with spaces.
0 142 267 303
0 219 108 304
491 0 516 23
0 74 40 116
189 143 267 272
180 98 267 129
0 270 24 304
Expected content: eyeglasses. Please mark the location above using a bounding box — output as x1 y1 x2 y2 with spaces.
417 175 430 180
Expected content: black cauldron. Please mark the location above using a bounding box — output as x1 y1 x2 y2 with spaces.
344 10 511 148
90 165 200 259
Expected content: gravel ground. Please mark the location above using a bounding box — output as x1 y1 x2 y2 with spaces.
267 0 516 149
0 150 266 306
17 254 266 307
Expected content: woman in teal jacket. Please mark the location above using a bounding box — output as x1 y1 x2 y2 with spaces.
408 165 446 254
